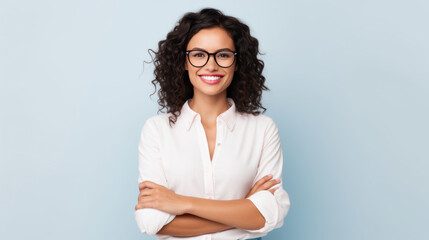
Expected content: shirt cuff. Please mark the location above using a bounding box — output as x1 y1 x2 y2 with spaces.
246 190 280 233
135 208 175 235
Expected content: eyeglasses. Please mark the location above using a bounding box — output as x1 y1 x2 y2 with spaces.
185 49 238 68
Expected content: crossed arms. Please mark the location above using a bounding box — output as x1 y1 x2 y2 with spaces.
135 116 290 237
135 174 280 236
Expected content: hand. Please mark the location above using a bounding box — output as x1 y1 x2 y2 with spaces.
245 174 280 198
134 181 190 215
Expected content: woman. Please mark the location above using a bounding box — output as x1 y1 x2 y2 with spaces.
134 8 290 240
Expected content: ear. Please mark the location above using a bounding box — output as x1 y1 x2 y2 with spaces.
185 60 188 71
234 64 238 72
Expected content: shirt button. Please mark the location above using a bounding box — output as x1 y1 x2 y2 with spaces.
217 142 221 146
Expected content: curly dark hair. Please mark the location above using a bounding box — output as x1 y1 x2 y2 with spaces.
149 8 269 126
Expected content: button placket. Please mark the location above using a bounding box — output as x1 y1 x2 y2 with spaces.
210 118 225 199
195 116 212 198
216 118 223 148
198 117 224 200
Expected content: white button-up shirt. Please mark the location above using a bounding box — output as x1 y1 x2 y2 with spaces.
135 98 290 240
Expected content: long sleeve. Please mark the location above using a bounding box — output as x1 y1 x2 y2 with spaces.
245 117 291 234
135 117 175 235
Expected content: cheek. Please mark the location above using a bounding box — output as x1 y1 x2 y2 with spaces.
187 67 197 78
223 74 234 87
227 70 236 80
186 68 199 84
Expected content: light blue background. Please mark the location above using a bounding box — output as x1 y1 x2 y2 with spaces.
1 0 428 239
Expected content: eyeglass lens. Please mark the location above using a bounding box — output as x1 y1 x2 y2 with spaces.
188 50 235 68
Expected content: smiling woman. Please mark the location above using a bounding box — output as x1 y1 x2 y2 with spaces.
134 8 290 240
185 27 237 99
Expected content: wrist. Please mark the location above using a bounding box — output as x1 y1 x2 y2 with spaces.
180 195 194 214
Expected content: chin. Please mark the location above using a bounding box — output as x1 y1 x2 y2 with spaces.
202 90 223 96
194 87 225 97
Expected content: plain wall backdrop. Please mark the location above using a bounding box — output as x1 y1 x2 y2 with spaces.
1 0 428 239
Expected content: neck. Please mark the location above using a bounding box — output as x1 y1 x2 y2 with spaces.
188 93 231 126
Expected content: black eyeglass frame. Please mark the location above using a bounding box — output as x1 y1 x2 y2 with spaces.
185 49 238 68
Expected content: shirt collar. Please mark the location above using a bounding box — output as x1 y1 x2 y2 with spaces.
181 98 237 132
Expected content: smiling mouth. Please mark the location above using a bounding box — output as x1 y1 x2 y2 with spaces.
199 75 223 84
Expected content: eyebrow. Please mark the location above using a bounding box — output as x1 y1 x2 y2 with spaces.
191 47 235 52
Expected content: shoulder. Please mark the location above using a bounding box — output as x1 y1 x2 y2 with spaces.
247 113 281 146
236 112 280 142
142 112 184 133
142 113 168 133
237 112 278 130
145 113 168 125
143 113 171 130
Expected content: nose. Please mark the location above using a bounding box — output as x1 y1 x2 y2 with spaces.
204 54 218 71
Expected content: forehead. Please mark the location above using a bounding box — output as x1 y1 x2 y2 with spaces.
186 27 235 51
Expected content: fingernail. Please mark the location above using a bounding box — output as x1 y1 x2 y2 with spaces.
267 174 273 178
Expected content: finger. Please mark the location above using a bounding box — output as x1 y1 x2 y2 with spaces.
139 189 154 197
139 180 157 191
269 187 279 195
139 181 155 190
135 203 147 210
249 175 273 196
260 179 281 191
135 201 151 210
137 189 153 202
253 174 273 188
137 194 154 204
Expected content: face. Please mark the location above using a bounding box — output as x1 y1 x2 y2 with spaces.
185 27 237 98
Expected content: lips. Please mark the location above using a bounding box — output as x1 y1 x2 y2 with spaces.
199 74 223 85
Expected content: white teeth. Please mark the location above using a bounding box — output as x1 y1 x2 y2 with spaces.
200 76 222 81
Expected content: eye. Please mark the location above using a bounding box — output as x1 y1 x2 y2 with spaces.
217 52 232 59
191 52 206 58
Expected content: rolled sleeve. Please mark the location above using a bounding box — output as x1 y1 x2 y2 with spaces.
245 117 291 233
135 117 176 235
246 188 290 233
135 209 175 235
